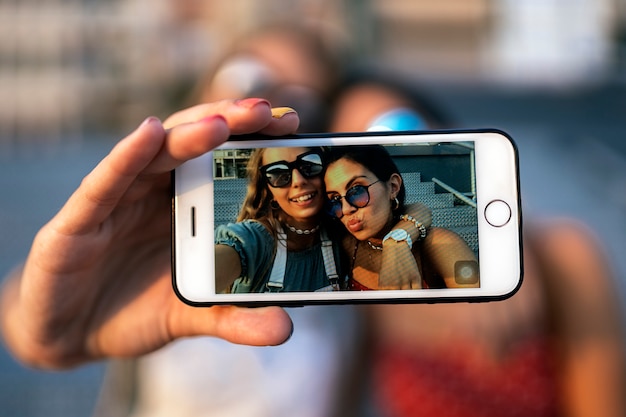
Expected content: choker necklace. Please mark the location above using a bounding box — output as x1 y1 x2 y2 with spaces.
285 223 320 235
367 240 383 251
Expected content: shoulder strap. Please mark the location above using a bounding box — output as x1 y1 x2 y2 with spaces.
320 228 340 291
266 225 340 292
266 225 288 292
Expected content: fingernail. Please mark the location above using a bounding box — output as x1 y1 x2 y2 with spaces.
140 116 160 128
200 114 227 124
235 98 271 110
271 107 297 119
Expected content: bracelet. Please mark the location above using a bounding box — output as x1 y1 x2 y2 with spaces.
400 214 428 240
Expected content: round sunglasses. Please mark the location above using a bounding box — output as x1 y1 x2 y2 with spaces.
260 150 324 188
325 180 381 219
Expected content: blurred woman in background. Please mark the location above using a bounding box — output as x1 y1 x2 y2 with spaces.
329 74 626 417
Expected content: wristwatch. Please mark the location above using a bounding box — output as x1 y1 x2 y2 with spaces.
383 229 413 249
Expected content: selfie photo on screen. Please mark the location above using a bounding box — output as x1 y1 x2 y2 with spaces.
212 142 479 294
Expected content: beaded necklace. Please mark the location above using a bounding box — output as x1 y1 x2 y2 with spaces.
284 223 320 235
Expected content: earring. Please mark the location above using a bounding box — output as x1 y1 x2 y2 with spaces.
270 200 280 210
391 197 399 211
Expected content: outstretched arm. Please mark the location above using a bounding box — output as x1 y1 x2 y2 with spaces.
422 227 479 288
532 220 626 417
378 203 432 289
0 100 297 369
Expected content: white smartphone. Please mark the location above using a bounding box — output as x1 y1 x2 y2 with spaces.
172 130 522 306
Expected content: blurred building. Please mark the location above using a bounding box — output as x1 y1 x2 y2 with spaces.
371 0 619 86
1 0 86 143
1 0 623 145
213 148 252 179
0 0 216 145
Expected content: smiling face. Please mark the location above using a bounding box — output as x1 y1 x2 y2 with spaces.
261 147 325 226
324 158 399 241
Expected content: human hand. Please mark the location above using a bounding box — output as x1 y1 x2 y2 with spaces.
375 202 431 289
0 99 297 369
378 241 422 290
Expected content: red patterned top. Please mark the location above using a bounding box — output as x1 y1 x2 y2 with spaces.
372 336 561 417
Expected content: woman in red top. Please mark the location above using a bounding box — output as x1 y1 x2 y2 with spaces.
328 76 626 417
324 144 479 291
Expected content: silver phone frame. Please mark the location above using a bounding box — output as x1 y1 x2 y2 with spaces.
172 129 523 306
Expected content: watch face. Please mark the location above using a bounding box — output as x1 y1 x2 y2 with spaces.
391 229 409 241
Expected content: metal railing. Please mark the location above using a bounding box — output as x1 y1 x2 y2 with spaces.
431 177 477 208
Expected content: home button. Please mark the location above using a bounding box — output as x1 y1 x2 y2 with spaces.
484 200 511 227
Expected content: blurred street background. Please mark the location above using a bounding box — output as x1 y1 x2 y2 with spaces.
1 1 626 416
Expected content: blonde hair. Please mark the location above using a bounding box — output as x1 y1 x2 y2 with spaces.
237 149 280 229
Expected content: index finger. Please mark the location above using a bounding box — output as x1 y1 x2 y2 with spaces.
163 99 300 135
55 115 229 234
145 101 299 175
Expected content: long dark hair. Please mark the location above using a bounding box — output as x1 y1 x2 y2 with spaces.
325 145 406 215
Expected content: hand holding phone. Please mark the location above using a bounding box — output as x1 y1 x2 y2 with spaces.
173 130 522 306
0 100 299 368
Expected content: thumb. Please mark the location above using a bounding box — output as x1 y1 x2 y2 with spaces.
170 304 294 346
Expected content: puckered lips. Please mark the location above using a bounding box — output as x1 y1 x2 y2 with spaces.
345 216 364 233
